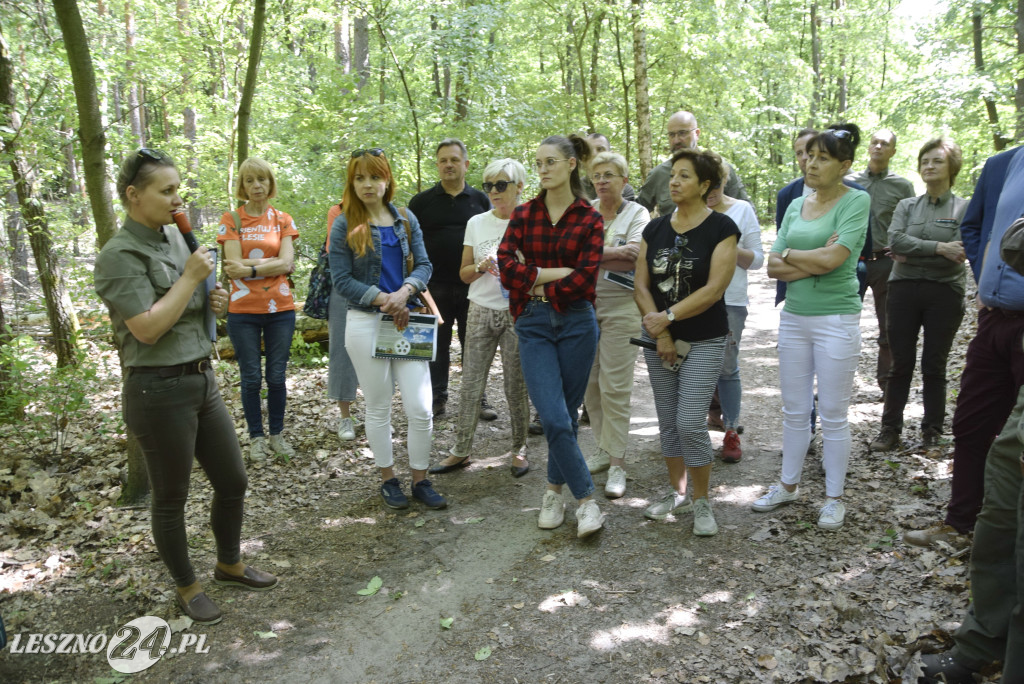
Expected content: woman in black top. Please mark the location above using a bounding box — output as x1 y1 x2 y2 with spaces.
95 149 277 626
634 149 738 537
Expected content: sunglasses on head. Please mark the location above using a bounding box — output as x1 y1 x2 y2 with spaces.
825 129 853 140
126 148 169 186
482 180 517 193
351 148 385 158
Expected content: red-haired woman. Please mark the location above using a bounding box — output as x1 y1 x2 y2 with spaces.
328 149 445 510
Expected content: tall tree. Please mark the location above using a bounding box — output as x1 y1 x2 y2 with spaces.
632 0 652 179
236 0 266 165
0 28 79 369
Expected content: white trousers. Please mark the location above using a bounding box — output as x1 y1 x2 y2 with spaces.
345 310 433 471
777 310 861 498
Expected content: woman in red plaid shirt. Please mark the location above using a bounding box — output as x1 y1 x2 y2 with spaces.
498 134 606 539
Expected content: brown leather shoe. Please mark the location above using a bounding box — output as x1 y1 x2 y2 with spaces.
176 591 223 625
902 524 969 548
213 565 279 591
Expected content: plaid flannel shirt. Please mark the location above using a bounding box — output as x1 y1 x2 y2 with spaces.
498 196 604 320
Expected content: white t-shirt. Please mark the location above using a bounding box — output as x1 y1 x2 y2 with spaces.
590 199 650 297
722 200 764 307
464 210 512 310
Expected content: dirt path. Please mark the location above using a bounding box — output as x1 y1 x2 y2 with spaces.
0 241 980 683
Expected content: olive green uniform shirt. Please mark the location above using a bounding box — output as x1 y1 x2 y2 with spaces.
846 167 915 249
887 191 969 296
94 217 211 367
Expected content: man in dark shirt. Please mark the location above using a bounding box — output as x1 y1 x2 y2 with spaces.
845 129 914 401
581 133 636 202
409 139 491 417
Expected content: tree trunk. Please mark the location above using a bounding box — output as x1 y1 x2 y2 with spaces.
571 12 594 133
589 9 603 105
53 0 119 248
236 0 266 166
430 14 443 99
335 0 350 71
354 14 369 90
0 30 79 369
612 12 631 167
176 0 202 230
5 190 30 294
631 0 652 179
370 9 423 190
61 126 89 257
124 0 145 147
53 0 149 503
973 6 1008 150
810 1 821 120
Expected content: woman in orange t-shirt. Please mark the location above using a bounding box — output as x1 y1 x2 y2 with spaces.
217 157 299 462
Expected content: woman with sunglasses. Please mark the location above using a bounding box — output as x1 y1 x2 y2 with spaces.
580 151 650 498
752 124 869 530
634 149 739 537
498 134 605 538
429 159 531 478
95 149 277 626
217 158 299 462
328 148 446 510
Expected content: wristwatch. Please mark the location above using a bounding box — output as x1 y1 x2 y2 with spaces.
781 248 792 263
665 309 676 322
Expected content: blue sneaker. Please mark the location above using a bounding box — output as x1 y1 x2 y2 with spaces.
411 479 447 509
380 478 409 509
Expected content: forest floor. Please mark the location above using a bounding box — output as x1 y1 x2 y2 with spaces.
0 250 994 684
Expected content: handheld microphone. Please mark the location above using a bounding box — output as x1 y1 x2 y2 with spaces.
171 211 201 253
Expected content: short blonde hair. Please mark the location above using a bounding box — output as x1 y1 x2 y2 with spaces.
235 157 278 201
590 151 628 178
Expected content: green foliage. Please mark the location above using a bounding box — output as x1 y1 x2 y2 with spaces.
289 332 328 368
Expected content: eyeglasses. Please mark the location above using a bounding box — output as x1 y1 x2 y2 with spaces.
534 158 568 171
591 173 623 182
126 148 168 186
482 180 517 193
825 129 852 140
351 148 385 158
668 128 697 138
667 234 688 263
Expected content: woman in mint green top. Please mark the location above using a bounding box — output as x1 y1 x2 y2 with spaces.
751 124 869 532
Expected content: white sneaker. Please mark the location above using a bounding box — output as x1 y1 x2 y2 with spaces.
604 466 627 499
817 498 846 530
585 449 610 474
538 490 565 529
268 434 296 459
643 490 693 521
751 483 799 512
692 497 718 536
576 500 605 538
249 436 271 462
337 417 356 441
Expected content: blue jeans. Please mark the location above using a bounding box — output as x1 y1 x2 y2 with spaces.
515 300 598 499
717 305 748 430
227 310 296 437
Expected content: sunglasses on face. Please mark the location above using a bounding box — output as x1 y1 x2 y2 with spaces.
482 180 517 193
351 148 385 158
127 148 169 186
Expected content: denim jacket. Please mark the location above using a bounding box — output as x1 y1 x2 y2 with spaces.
328 203 432 312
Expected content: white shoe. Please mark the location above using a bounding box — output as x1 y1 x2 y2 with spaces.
817 498 846 530
604 466 627 499
249 436 271 462
337 417 356 441
576 500 605 538
268 434 296 459
692 497 718 536
751 483 799 512
585 449 610 474
538 490 565 529
643 490 693 521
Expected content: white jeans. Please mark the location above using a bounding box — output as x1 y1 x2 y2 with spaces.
345 310 433 471
777 310 861 498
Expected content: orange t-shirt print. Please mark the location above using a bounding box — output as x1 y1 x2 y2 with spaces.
216 205 299 314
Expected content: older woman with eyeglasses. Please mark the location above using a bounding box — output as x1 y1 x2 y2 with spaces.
580 152 650 498
634 148 739 537
428 159 531 478
752 124 870 530
871 138 968 453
